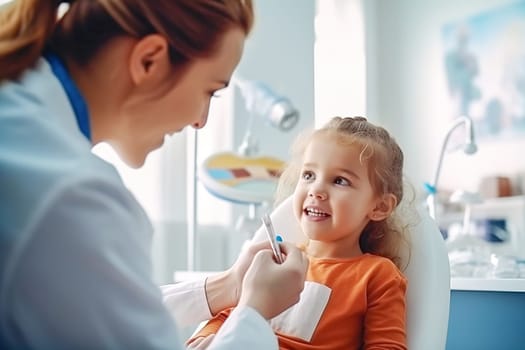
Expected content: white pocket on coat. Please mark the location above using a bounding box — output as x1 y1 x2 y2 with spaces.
269 281 331 342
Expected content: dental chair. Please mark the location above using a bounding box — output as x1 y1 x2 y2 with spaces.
250 196 451 350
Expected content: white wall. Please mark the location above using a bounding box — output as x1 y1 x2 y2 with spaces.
314 0 367 127
366 0 525 195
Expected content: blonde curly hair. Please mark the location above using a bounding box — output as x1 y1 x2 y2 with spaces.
275 116 416 270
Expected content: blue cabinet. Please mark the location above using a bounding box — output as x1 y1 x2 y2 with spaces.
446 279 525 350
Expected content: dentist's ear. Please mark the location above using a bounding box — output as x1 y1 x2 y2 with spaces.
128 34 171 86
369 194 397 221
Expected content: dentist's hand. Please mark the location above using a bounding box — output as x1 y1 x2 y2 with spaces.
238 242 309 320
204 240 277 316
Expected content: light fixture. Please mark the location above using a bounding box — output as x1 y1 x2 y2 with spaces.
424 115 478 221
186 78 299 270
233 77 300 156
234 77 300 132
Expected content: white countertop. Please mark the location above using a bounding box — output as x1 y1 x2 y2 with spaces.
174 271 525 292
451 277 525 292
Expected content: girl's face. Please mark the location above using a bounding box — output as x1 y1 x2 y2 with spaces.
293 133 382 259
114 28 245 167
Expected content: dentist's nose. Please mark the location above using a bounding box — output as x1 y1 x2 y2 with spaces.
192 113 208 129
192 103 211 129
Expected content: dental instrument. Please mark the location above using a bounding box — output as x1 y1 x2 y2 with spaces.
261 213 283 264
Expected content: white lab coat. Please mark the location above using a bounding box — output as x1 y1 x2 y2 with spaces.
0 58 277 349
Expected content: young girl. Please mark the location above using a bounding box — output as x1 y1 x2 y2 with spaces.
188 116 411 349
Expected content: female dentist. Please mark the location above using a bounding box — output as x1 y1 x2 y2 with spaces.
0 1 308 349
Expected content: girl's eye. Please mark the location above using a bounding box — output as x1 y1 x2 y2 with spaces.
301 171 314 181
334 177 350 186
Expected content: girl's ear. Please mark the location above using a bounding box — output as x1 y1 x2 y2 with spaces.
128 34 171 86
369 193 397 221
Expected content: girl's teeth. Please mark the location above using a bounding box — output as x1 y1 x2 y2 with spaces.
306 208 328 216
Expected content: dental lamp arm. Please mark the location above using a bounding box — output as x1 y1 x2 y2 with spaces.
425 115 477 220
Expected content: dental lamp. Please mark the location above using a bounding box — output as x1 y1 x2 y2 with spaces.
234 77 300 131
233 77 300 156
186 78 299 270
424 115 478 222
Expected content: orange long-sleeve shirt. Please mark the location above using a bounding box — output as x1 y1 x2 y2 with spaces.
191 253 407 350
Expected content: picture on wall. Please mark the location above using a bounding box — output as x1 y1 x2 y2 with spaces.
442 1 525 141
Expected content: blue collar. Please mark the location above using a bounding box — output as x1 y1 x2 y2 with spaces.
44 52 91 141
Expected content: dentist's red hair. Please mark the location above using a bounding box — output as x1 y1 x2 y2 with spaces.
0 0 254 81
